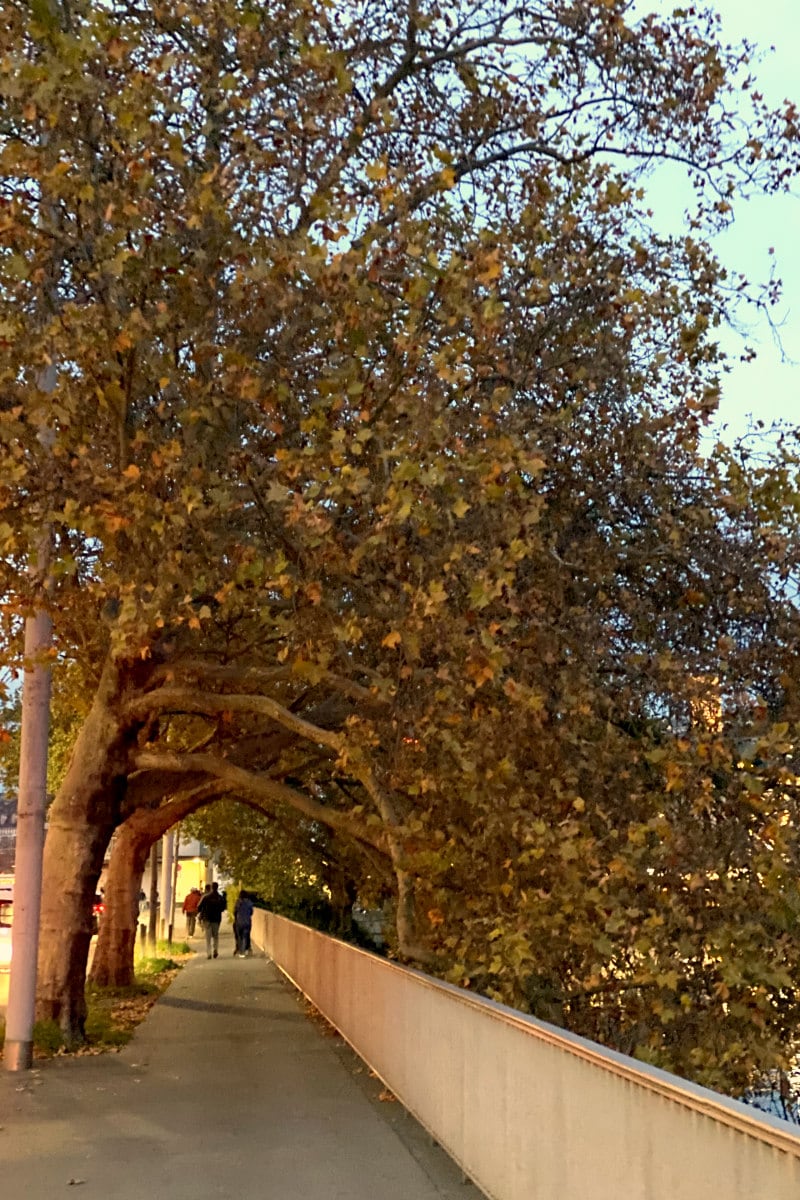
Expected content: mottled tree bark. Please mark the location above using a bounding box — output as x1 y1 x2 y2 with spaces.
393 865 437 965
36 660 144 1043
90 782 227 987
89 821 150 989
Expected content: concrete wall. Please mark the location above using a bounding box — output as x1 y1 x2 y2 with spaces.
252 909 800 1200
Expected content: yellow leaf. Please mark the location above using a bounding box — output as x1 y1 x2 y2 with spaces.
452 497 470 518
478 251 503 283
382 631 402 649
107 36 127 62
122 464 141 480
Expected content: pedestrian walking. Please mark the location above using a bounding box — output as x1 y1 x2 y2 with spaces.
197 883 211 934
137 890 148 944
182 886 201 937
197 881 226 959
233 890 254 957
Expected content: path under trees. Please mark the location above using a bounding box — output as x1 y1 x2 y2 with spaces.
1 0 800 1100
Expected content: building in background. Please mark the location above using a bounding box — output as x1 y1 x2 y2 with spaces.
0 796 17 875
131 833 213 905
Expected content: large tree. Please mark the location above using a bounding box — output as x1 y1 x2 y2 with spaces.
2 0 800 1087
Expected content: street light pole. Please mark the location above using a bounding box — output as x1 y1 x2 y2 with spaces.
169 824 181 943
3 0 64 1070
147 843 158 948
4 351 56 1074
3 607 52 1071
159 831 175 942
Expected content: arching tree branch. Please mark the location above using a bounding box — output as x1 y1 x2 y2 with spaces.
127 689 347 754
132 749 387 854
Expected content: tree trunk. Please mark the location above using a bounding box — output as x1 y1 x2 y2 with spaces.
89 823 150 989
327 874 357 938
37 801 116 1042
356 774 436 967
90 782 226 987
36 659 144 1044
393 864 436 964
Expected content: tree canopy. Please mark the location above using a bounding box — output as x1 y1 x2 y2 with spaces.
2 0 800 1094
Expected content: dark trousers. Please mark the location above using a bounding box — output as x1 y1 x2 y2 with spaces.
204 920 221 957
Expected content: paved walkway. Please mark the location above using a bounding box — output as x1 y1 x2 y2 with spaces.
0 927 483 1199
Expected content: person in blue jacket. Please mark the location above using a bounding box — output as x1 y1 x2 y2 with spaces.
234 890 254 957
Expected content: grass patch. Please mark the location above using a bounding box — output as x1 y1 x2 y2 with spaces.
32 1018 66 1055
82 981 155 1050
76 948 193 1054
144 938 191 958
0 947 193 1059
137 956 179 977
0 1015 69 1057
0 941 194 1058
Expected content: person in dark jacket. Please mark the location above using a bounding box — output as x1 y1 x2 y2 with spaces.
197 881 226 959
233 890 254 957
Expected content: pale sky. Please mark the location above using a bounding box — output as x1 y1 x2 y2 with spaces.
647 0 800 442
712 0 799 441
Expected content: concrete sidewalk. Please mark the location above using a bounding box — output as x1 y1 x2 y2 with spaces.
0 927 483 1199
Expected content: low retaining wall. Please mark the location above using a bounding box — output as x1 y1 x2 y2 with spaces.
252 909 800 1200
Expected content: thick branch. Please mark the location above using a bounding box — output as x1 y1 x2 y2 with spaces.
151 661 386 707
119 777 229 825
133 749 387 854
127 688 345 753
